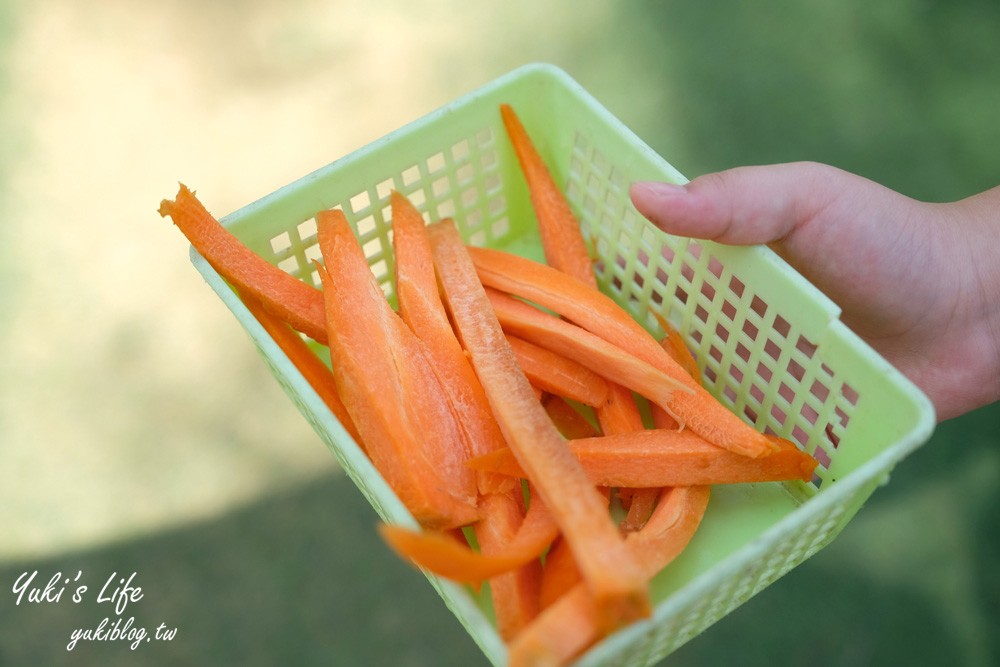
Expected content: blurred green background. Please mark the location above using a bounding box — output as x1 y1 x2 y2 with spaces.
1 1 998 665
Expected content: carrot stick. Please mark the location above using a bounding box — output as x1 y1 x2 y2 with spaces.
315 209 477 530
469 430 818 487
158 184 327 343
650 401 681 431
543 395 600 440
500 104 596 287
427 219 651 631
590 383 651 518
238 290 362 446
621 317 699 529
391 191 511 495
502 103 660 537
503 104 656 519
588 381 661 531
508 486 711 667
378 489 560 584
647 314 699 430
502 103 656 500
596 383 651 504
507 335 610 408
470 247 778 459
656 314 700 381
476 491 542 640
539 537 581 610
594 384 646 437
379 524 531 583
621 489 658 533
486 288 690 412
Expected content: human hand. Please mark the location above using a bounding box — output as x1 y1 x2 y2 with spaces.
630 162 1000 421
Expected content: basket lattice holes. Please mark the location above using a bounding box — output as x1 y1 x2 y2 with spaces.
262 124 512 306
566 129 856 492
245 115 861 658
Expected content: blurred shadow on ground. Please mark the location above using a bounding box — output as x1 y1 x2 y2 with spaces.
1 402 996 666
3 2 999 665
0 472 487 667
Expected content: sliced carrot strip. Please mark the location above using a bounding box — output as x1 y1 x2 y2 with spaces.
650 314 699 429
621 489 658 533
470 246 778 459
507 334 609 408
539 537 581 610
539 487 611 609
542 395 600 440
470 430 818 487
427 220 650 631
391 191 511 495
650 402 680 431
379 489 560 584
239 290 361 446
508 486 711 667
592 383 662 532
622 317 696 530
158 184 327 343
656 313 700 381
315 209 477 530
379 523 529 583
594 383 645 436
502 103 656 531
486 289 690 413
630 485 711 567
476 491 542 640
500 104 596 288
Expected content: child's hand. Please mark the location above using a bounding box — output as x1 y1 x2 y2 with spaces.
630 162 1000 421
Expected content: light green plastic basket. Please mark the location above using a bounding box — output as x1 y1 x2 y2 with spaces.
191 63 935 666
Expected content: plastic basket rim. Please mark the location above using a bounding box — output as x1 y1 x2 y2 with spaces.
189 61 938 666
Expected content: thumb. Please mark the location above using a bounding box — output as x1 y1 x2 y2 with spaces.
629 162 854 246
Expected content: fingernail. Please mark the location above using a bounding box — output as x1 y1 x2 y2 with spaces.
631 181 688 200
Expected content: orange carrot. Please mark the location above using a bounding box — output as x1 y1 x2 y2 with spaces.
539 537 581 610
427 219 651 631
508 486 711 667
158 184 327 343
469 430 818 487
470 247 778 459
486 288 690 414
500 104 595 287
588 382 651 520
594 384 645 438
621 489 658 533
476 491 543 640
542 395 600 440
656 314 700 381
502 103 660 538
596 382 652 520
507 335 610 408
622 316 697 529
391 191 511 495
315 209 477 530
649 315 700 429
379 488 560 584
239 290 361 446
650 401 681 431
502 105 655 516
379 524 530 584
590 382 659 531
